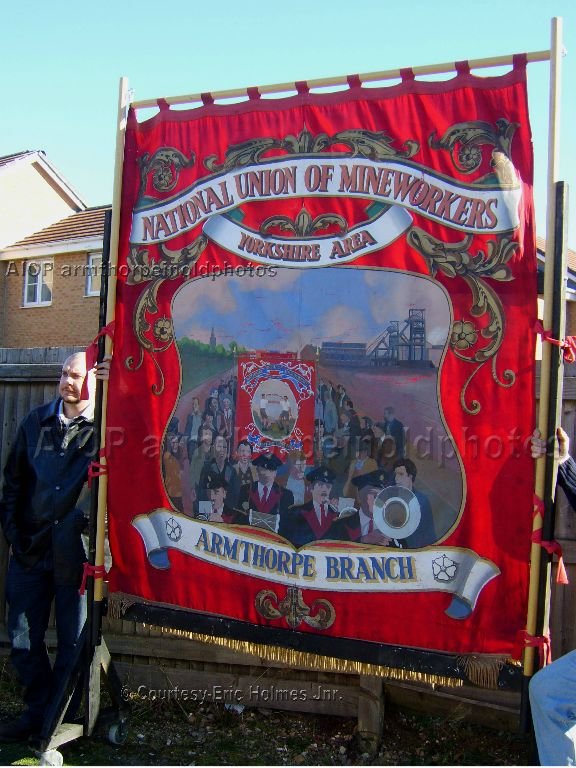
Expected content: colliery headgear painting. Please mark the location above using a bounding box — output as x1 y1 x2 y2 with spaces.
106 59 536 662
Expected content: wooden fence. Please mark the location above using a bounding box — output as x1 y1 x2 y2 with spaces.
1 347 576 734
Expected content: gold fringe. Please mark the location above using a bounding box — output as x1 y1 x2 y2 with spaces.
456 654 507 689
108 593 514 689
142 623 464 688
107 592 138 620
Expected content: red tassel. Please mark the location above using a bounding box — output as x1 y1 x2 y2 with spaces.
513 629 552 667
79 562 106 595
534 320 576 364
82 321 115 399
532 527 569 584
88 448 108 488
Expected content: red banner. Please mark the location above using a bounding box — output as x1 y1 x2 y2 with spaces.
106 59 536 660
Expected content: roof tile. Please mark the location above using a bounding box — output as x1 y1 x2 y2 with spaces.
9 205 110 248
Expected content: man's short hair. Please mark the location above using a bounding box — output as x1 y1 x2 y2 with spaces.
393 457 417 481
237 439 252 453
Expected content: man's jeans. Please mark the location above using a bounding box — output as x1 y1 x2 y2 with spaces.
6 557 86 728
530 650 576 765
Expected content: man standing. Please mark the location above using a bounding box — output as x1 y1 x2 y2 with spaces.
237 453 294 528
285 452 307 506
228 439 257 508
0 352 106 742
205 473 244 525
280 466 359 547
392 458 436 548
530 426 576 766
351 470 393 546
217 397 235 454
198 434 237 505
189 426 214 505
184 396 202 457
258 393 270 430
383 406 405 458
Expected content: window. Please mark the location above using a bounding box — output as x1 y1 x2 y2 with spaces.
23 259 53 307
86 252 102 297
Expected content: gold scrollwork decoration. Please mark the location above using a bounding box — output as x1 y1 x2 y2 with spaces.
138 147 196 198
408 228 519 415
205 127 419 173
261 206 347 237
125 235 208 394
255 586 336 630
428 118 519 176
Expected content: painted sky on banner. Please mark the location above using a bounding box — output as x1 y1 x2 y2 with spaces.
1 0 574 247
172 270 451 350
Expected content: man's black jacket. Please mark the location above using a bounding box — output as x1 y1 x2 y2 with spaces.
0 398 96 585
558 457 576 510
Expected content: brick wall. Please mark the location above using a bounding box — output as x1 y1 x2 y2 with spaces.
0 252 100 347
567 301 576 338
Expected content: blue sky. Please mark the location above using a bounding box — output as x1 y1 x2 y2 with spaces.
2 1 574 246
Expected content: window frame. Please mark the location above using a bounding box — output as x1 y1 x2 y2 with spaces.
85 251 103 297
22 258 54 307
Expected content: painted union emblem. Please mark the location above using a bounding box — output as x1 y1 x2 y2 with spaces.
432 554 458 583
255 586 335 630
165 517 182 542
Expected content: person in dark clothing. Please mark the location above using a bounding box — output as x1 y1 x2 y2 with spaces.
237 453 294 527
530 426 576 766
383 406 405 458
391 458 436 549
0 352 108 742
280 466 359 547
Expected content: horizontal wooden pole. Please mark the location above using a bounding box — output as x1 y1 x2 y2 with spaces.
131 50 550 110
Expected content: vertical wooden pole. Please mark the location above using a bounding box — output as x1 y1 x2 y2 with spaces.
84 77 130 736
94 76 130 602
357 675 384 754
522 16 564 716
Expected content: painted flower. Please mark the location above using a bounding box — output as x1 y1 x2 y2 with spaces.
451 320 478 350
458 144 482 171
153 316 173 342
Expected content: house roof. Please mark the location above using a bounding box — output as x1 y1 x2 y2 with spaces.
8 205 111 248
0 150 87 211
536 235 576 273
0 150 37 169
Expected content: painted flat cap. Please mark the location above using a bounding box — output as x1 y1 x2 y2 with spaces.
252 453 283 470
351 469 389 491
305 465 336 485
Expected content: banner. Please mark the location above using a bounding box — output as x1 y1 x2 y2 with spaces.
106 59 536 660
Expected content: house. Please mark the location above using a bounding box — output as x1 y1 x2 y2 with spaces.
0 150 86 249
0 150 107 348
0 205 109 347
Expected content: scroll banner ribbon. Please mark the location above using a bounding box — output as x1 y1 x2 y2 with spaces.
533 494 569 584
513 629 552 668
534 320 576 364
132 509 500 620
202 207 411 267
129 156 523 246
81 321 116 400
